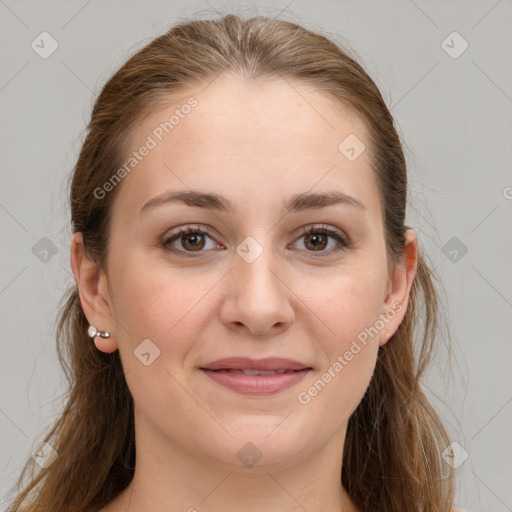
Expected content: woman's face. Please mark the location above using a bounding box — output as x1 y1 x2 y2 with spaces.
74 75 416 472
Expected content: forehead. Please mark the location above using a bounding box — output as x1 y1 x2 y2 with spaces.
112 75 380 221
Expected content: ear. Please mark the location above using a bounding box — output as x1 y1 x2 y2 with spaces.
379 228 418 346
70 232 118 353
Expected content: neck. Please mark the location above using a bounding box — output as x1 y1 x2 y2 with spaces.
110 420 359 512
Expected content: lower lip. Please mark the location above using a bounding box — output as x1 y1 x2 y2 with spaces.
200 369 311 395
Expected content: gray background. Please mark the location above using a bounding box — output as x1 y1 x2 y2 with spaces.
1 1 511 510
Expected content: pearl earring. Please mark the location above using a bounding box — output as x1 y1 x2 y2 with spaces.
87 325 110 338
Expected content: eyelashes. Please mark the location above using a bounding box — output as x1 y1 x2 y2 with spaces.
291 225 350 257
161 224 351 259
162 226 221 257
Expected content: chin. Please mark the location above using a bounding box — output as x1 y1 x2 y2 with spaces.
206 425 312 472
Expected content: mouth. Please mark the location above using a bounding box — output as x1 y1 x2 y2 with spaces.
198 358 312 395
200 356 311 372
203 368 304 375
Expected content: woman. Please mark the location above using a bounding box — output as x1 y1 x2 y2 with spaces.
7 13 456 512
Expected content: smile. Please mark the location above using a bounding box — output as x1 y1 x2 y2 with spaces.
200 368 311 395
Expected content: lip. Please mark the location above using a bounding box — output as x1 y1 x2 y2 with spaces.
200 357 311 371
200 368 311 395
199 357 312 396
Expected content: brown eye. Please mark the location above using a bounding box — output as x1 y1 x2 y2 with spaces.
162 227 220 257
162 224 349 259
303 232 329 251
181 232 206 251
292 225 349 257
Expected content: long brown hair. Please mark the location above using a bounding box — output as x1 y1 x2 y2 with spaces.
6 13 455 512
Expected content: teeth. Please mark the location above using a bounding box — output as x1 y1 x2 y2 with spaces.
243 369 292 375
221 369 292 375
243 369 261 376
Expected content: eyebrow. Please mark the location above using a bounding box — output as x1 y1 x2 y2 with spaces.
140 189 366 215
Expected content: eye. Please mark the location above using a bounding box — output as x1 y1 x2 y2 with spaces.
290 224 349 257
161 224 350 258
162 225 220 257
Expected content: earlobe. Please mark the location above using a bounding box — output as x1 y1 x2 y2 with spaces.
91 334 118 353
379 229 419 346
70 232 118 353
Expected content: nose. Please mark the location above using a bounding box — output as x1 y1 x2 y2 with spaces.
219 238 295 336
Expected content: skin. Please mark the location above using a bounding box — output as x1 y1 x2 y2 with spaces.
71 74 418 512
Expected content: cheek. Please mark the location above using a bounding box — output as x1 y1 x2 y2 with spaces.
306 260 387 337
109 251 222 358
110 273 167 342
110 241 388 358
296 265 385 410
108 257 214 416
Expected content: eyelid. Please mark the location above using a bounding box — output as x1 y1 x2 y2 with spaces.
161 223 350 258
291 224 350 257
161 224 223 257
294 224 349 244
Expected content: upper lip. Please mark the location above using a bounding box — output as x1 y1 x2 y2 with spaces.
200 357 312 371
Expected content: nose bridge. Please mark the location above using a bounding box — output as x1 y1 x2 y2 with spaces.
234 231 282 295
224 229 294 333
